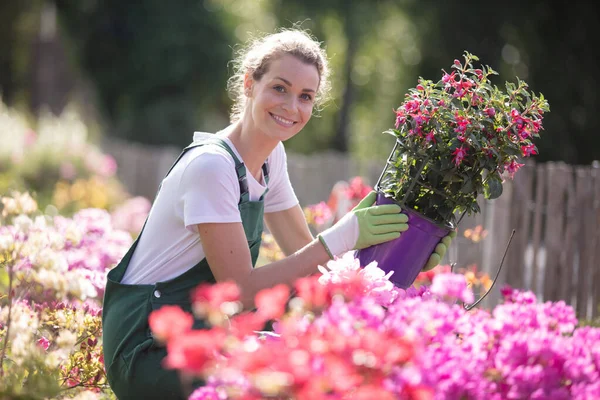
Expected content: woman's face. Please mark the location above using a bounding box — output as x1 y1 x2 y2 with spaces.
245 54 320 142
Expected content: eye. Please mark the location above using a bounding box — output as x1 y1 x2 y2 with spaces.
301 93 313 101
273 85 286 93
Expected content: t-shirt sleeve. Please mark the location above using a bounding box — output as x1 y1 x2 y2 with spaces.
179 152 241 232
264 142 300 213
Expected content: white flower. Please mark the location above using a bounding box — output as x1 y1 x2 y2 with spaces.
56 330 78 350
0 232 13 252
12 215 33 233
33 248 68 273
67 270 98 301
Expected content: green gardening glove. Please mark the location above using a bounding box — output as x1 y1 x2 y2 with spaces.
318 191 409 258
422 230 457 271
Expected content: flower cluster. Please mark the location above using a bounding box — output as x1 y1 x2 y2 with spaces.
150 254 599 399
0 300 108 398
379 52 550 226
0 101 127 213
0 191 129 398
302 176 374 235
109 195 152 237
414 263 493 296
1 192 132 302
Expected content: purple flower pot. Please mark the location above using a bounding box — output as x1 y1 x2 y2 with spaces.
356 192 452 289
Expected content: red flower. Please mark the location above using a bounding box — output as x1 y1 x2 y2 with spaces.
191 281 241 310
452 146 467 166
148 305 194 343
521 144 537 156
425 131 436 143
405 385 435 400
346 177 373 201
164 329 225 375
255 284 290 320
229 311 267 338
485 107 496 117
37 336 50 351
294 276 330 309
504 159 524 178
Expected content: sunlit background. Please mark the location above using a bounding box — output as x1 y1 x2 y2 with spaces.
2 0 598 168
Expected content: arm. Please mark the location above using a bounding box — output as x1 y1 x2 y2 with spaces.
198 221 329 309
264 204 314 256
200 191 409 309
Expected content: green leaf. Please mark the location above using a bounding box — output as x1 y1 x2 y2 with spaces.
484 175 503 199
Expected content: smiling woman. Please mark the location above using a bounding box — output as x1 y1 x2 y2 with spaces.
100 27 453 400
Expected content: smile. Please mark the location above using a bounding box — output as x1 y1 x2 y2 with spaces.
269 113 296 127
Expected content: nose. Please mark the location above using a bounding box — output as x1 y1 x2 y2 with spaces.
281 95 298 114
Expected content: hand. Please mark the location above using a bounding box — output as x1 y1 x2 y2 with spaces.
317 191 408 258
422 230 457 271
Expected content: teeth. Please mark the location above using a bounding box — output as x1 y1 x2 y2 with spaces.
271 114 294 126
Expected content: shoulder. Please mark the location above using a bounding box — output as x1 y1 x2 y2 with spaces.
183 144 236 176
182 144 237 186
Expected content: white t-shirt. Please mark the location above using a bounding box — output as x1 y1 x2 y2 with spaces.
120 131 299 285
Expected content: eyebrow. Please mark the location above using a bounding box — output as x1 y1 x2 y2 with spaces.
274 77 316 93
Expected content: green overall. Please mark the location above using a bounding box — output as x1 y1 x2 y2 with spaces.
102 137 268 400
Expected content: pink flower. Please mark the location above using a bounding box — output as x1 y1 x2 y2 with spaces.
304 201 333 226
24 130 37 147
429 273 474 303
101 154 118 177
521 144 537 156
485 107 496 117
148 305 194 343
452 146 467 166
255 284 290 320
37 336 50 351
425 131 436 143
188 386 225 400
505 159 524 178
59 162 77 180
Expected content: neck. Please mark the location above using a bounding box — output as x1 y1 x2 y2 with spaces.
223 118 278 179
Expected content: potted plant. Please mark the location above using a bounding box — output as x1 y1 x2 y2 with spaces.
357 51 550 288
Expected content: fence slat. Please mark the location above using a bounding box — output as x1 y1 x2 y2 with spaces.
592 164 600 319
507 163 535 290
574 167 593 317
562 167 579 307
543 163 570 302
530 164 547 296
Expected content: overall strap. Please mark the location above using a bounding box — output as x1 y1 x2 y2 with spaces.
201 137 270 204
260 162 270 200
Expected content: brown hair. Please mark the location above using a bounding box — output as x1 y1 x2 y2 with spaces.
227 28 331 123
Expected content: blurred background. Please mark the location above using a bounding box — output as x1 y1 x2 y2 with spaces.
2 0 598 166
1 0 599 315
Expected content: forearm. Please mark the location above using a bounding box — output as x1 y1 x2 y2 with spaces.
264 205 314 256
277 226 314 256
240 238 330 308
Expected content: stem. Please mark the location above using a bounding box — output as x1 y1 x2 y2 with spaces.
464 229 515 311
0 255 13 377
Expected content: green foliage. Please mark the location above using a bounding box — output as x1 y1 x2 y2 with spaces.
55 0 233 147
378 52 550 226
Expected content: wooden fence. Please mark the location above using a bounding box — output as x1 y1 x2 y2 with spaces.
101 137 600 319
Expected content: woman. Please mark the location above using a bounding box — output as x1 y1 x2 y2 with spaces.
102 28 453 399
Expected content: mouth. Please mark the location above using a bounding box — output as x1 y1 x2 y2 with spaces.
269 112 297 128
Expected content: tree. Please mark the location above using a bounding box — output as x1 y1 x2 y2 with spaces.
55 0 233 147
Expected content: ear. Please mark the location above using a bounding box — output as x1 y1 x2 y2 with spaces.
243 72 254 97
